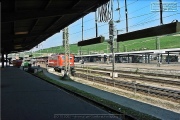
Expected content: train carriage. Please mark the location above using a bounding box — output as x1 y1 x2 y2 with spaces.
48 54 74 72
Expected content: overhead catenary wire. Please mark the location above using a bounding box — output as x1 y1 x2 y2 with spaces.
68 0 179 44
69 12 179 37
128 4 150 16
120 12 156 22
70 14 158 35
70 2 163 34
119 0 139 9
119 12 159 31
70 23 108 35
82 9 154 34
71 1 179 33
99 13 180 41
135 12 159 25
75 12 158 35
120 13 180 32
69 18 95 28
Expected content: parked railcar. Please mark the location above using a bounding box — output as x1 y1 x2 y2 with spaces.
48 54 74 72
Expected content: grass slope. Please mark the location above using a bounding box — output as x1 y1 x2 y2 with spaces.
33 36 180 57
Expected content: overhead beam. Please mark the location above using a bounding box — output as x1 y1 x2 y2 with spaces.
29 19 39 34
23 33 55 49
33 12 90 49
70 0 81 8
2 43 14 53
35 1 107 35
29 0 53 44
6 0 110 52
2 8 93 23
43 16 63 32
117 22 180 42
44 0 52 10
61 0 102 31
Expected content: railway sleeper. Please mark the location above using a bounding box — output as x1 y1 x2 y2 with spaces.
139 88 166 95
77 69 180 86
76 73 179 100
81 73 178 94
77 68 180 79
88 75 172 95
148 90 171 97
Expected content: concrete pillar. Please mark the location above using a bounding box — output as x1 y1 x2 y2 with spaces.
148 54 150 63
160 54 163 63
167 52 170 64
142 55 144 63
145 54 147 63
127 54 130 63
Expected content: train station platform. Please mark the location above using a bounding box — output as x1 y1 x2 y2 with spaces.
1 66 120 120
43 67 180 120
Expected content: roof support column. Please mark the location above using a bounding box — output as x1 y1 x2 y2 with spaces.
5 54 8 67
1 51 5 68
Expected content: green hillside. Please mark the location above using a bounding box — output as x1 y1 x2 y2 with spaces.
33 35 180 57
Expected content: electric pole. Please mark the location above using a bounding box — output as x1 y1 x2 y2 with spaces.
125 0 128 32
108 20 115 79
62 27 70 79
159 0 163 25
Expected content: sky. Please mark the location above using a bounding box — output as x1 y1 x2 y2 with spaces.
31 0 180 52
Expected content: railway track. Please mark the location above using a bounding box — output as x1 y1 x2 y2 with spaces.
38 63 180 102
75 68 180 87
74 72 180 103
75 65 180 79
115 69 179 79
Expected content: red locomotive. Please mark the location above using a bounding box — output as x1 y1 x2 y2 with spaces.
48 54 74 72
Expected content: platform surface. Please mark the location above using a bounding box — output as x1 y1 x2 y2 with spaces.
1 67 120 120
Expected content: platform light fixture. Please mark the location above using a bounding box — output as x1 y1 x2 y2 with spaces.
15 31 28 35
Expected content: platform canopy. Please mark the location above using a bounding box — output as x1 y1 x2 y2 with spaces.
1 0 110 54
